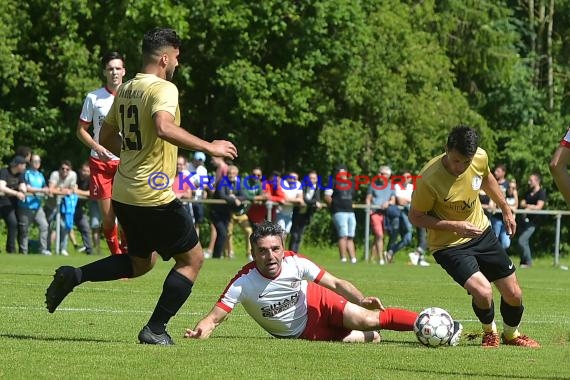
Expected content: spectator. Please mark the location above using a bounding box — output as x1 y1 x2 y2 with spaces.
15 146 32 165
493 179 518 250
245 167 270 228
276 172 304 236
76 51 126 255
73 163 94 255
205 156 229 258
188 151 208 237
365 166 397 265
324 164 357 264
289 170 322 252
211 165 247 259
265 171 286 222
46 160 77 256
389 172 414 262
17 154 51 255
172 155 193 215
517 173 547 268
0 156 27 253
493 164 509 196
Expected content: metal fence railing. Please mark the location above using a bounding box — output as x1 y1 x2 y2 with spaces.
4 192 569 267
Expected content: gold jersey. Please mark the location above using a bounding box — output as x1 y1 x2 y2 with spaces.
411 147 491 252
105 73 179 206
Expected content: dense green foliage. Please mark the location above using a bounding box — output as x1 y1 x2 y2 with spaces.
1 0 568 250
1 253 569 379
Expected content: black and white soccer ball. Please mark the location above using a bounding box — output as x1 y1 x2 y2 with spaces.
413 307 455 347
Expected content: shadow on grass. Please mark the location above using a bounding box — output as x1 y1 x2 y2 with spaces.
0 333 121 343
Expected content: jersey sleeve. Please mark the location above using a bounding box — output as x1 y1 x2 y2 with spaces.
411 176 435 212
79 94 94 123
296 255 325 282
151 82 179 119
215 278 243 313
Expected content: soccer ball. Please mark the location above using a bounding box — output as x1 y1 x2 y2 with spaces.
413 307 454 347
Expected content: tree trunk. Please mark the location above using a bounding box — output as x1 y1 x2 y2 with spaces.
547 0 554 110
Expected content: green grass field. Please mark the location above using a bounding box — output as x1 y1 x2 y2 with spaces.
1 248 569 380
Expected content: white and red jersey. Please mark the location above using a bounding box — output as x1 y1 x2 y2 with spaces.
79 87 120 161
561 127 570 149
216 251 325 338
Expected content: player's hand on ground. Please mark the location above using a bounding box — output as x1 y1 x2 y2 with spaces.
209 140 238 160
454 221 483 238
360 296 385 311
184 327 203 339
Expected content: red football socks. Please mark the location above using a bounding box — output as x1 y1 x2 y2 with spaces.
379 308 418 331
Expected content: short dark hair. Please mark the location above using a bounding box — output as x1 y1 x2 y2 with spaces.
446 125 479 157
142 28 181 56
101 51 124 68
60 160 73 169
249 221 284 248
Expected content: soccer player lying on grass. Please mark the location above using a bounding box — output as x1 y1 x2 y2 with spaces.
185 221 460 343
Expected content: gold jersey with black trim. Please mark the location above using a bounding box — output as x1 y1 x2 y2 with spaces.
411 147 491 252
104 73 179 206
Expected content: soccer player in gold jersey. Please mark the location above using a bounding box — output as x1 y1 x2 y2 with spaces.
46 27 237 345
409 125 539 348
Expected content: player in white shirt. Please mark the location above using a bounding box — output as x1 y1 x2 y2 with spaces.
185 221 422 342
550 127 570 207
76 52 126 255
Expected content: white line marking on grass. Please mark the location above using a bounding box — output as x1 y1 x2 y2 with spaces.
0 305 249 317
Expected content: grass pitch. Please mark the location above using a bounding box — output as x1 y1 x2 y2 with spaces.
0 248 569 380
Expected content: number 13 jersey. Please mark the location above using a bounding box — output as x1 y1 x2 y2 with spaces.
105 73 180 206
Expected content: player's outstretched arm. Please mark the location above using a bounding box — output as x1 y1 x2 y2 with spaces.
184 305 229 340
153 111 237 160
481 172 516 236
550 146 570 207
317 272 385 311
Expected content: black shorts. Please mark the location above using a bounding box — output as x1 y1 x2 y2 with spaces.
433 227 515 286
112 199 199 260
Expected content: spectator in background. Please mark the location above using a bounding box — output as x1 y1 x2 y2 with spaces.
276 172 304 237
324 164 357 264
479 189 494 221
211 165 246 259
73 163 95 255
188 152 208 237
17 154 51 255
245 167 270 228
493 164 509 196
265 171 286 222
16 146 32 165
289 170 322 253
389 172 414 263
205 156 229 258
173 155 194 215
493 179 518 250
46 160 77 256
550 127 570 207
76 51 126 255
517 173 547 268
0 156 27 253
365 166 397 265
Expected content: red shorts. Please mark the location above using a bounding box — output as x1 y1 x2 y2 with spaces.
299 282 351 341
89 156 119 200
370 212 385 237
